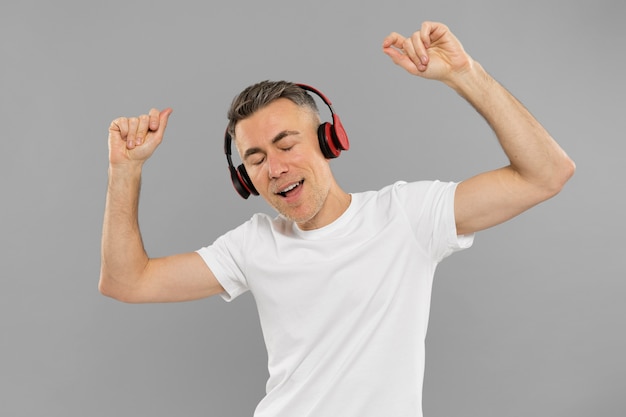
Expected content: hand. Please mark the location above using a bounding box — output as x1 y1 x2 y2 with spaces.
382 21 473 84
108 108 173 166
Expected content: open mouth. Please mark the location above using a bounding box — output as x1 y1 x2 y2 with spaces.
277 180 304 198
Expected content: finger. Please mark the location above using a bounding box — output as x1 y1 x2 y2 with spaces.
403 36 429 73
382 42 405 62
135 114 150 147
403 36 420 65
148 108 160 131
382 32 406 49
126 117 139 150
420 21 434 49
383 48 415 74
143 108 173 149
110 116 126 134
426 21 450 45
110 116 129 143
409 32 429 67
156 108 173 135
382 32 417 72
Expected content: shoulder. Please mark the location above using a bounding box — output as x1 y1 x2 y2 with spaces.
358 180 455 205
226 212 277 236
200 212 283 263
227 212 294 242
358 181 460 229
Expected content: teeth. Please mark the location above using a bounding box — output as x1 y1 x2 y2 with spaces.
278 181 301 196
281 183 299 193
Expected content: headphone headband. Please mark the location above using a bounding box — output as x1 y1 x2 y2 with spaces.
224 83 349 199
297 84 336 113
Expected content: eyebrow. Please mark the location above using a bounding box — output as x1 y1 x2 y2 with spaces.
243 130 300 160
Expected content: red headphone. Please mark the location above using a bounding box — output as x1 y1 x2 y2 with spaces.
224 83 350 199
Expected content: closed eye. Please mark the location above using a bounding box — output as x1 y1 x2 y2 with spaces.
243 130 300 166
249 156 265 166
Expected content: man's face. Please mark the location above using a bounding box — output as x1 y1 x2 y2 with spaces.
234 98 339 230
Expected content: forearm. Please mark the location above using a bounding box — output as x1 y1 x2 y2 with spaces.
99 164 149 297
448 61 575 191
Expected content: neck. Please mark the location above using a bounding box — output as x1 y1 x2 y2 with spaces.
296 187 351 231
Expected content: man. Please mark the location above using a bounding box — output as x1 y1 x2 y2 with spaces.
100 21 574 416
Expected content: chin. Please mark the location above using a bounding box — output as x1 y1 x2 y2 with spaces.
278 208 314 223
266 189 328 228
273 203 317 225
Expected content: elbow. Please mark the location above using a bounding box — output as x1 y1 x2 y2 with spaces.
98 274 123 301
552 154 576 194
542 154 576 199
563 155 576 183
98 275 117 299
98 271 141 304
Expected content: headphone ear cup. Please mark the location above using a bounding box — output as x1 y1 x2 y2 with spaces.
318 122 341 159
237 164 258 197
229 164 258 199
229 165 250 199
331 114 350 152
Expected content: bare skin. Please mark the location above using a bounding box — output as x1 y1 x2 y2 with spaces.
234 99 351 231
100 108 224 303
99 21 574 303
382 22 575 235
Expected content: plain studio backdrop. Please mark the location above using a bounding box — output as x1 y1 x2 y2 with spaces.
1 0 624 416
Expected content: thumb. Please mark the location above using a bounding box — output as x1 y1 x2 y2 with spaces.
156 107 173 135
141 107 173 152
383 47 420 76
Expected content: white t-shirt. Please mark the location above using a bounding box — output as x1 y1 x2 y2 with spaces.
197 180 473 417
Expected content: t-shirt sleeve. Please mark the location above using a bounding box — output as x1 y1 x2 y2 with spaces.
394 180 474 262
196 220 251 302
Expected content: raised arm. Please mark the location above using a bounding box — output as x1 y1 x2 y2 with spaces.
383 22 575 235
99 108 224 303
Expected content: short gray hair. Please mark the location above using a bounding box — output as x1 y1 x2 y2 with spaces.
226 80 319 139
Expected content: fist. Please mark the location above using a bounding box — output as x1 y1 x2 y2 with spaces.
108 108 172 165
382 21 471 82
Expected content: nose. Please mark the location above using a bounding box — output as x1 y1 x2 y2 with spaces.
267 151 288 179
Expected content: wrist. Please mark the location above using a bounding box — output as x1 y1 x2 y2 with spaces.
108 161 144 178
444 60 491 98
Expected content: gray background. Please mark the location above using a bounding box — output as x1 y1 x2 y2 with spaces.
1 0 624 416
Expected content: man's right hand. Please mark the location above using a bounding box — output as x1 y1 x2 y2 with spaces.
108 108 173 166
